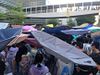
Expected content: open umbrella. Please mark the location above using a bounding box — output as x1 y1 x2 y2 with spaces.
0 28 22 51
31 31 96 66
88 27 100 32
62 29 90 35
8 34 29 46
22 26 37 32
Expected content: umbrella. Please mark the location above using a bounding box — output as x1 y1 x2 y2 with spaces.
0 28 22 51
24 38 42 48
88 27 100 32
31 31 96 66
0 22 9 29
22 26 37 32
8 34 29 46
62 29 90 35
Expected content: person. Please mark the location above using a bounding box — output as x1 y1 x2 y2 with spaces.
0 56 6 75
29 53 50 75
18 55 31 75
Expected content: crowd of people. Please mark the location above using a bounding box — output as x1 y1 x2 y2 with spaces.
72 33 100 75
0 24 99 75
0 41 50 75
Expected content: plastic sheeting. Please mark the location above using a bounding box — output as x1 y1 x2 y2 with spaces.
31 31 96 67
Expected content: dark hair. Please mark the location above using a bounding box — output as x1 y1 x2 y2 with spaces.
33 53 44 67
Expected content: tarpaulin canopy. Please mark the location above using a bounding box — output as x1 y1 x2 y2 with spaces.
62 29 90 35
0 28 22 51
31 31 96 66
8 34 29 46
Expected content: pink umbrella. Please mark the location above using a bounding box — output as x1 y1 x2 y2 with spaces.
22 26 37 32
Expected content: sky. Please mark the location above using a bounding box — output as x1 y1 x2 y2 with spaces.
46 0 100 5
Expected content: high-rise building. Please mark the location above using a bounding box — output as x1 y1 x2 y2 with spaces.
23 0 46 7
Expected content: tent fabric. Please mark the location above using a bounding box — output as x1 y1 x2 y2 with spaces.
8 34 29 46
0 28 22 51
62 29 90 35
31 31 96 66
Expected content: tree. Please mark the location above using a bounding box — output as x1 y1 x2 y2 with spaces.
5 7 25 25
67 18 76 27
76 15 95 25
47 19 58 27
0 13 7 20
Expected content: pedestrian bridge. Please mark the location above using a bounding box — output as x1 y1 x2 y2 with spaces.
23 1 100 18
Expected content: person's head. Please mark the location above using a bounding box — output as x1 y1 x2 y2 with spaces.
33 53 44 65
11 44 17 48
35 24 42 30
21 55 29 64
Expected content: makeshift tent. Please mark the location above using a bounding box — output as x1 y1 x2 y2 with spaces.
31 31 96 66
62 29 90 35
0 28 22 51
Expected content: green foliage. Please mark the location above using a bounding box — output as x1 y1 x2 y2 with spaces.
0 7 25 24
0 13 7 20
76 15 95 25
6 9 25 24
47 19 58 27
67 18 76 27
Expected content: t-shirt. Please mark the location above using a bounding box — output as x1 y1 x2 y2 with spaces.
7 47 19 60
29 64 49 75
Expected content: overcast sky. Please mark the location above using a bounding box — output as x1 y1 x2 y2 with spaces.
46 0 100 5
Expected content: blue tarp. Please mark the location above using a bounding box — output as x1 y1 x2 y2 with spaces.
0 28 22 51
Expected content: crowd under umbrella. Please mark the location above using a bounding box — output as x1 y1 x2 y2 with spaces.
0 28 22 51
31 31 96 67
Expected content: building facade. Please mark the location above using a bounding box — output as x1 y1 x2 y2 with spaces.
23 0 46 7
23 0 46 24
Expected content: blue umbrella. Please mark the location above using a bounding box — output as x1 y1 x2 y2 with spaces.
0 28 22 51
